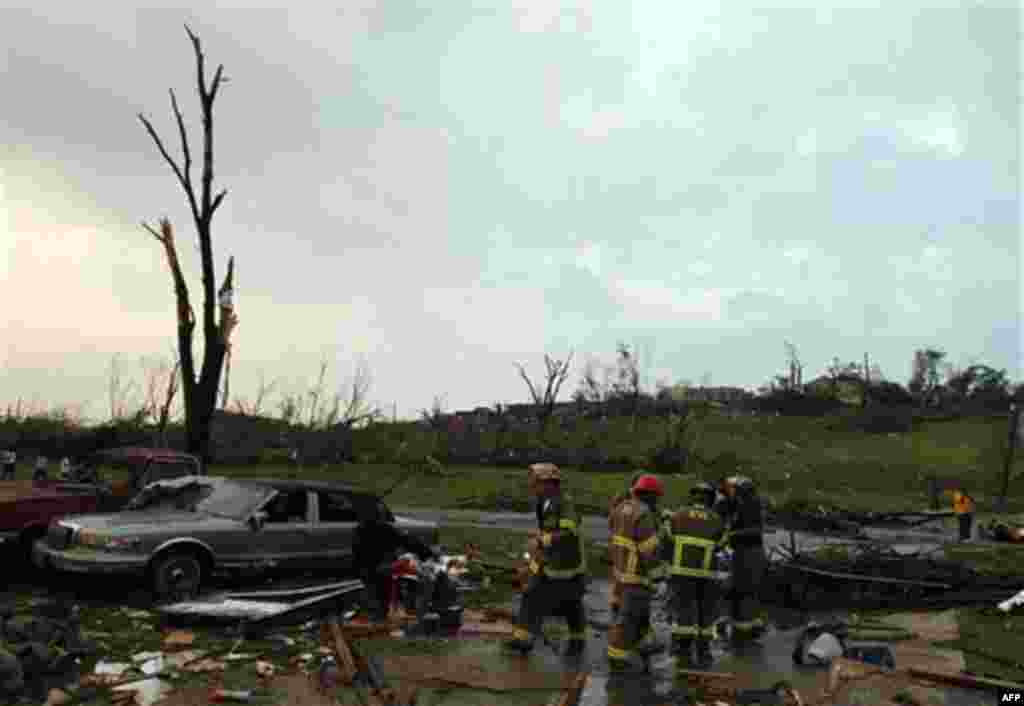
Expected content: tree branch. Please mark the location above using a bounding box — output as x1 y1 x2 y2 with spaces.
138 114 189 196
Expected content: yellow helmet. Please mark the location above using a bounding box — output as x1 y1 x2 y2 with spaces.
528 462 562 482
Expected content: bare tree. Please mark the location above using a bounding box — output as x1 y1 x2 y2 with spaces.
784 341 803 390
514 352 574 434
612 343 643 430
141 352 181 445
233 372 278 417
909 348 946 409
333 359 381 430
576 358 612 405
421 395 447 431
107 355 139 422
139 26 237 465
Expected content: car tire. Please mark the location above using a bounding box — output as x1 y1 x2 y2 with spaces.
18 527 47 567
151 550 206 602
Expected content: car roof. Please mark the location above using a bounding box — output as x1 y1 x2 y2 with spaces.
91 447 200 464
229 477 379 498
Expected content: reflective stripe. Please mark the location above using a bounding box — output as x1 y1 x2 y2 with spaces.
559 518 577 530
670 535 716 578
613 536 637 549
512 628 532 640
568 632 586 639
613 569 653 587
540 532 553 546
544 566 583 578
529 560 540 575
672 625 699 636
732 620 762 631
607 646 630 659
699 626 717 639
637 534 659 553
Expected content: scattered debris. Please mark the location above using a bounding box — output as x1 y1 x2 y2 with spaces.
44 687 70 706
161 629 195 648
157 580 364 629
210 687 254 702
94 661 132 677
111 677 173 706
998 587 1024 612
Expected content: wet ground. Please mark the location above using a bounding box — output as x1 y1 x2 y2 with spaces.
521 578 995 706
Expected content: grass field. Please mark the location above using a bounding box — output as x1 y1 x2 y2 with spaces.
206 413 1023 516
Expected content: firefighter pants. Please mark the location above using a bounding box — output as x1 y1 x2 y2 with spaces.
958 513 974 541
607 586 653 662
729 544 765 634
512 574 586 644
0 463 12 481
667 576 719 642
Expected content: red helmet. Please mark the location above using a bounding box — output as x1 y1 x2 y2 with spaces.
632 474 664 496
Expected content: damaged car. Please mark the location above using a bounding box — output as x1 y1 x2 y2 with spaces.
32 476 440 600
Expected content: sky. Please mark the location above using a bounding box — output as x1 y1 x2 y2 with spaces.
1 1 1021 423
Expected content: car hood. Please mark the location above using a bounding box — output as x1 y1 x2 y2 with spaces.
62 509 241 533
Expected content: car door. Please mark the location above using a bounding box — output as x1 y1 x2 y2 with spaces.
308 489 360 572
252 488 316 572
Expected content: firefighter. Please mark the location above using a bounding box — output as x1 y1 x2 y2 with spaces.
724 476 766 641
952 488 976 542
607 473 666 672
503 463 588 657
662 481 726 667
608 471 647 618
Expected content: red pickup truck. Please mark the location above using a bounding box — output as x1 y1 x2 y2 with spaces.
0 447 202 559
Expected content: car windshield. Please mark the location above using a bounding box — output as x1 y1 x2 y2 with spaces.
194 481 274 519
126 480 215 512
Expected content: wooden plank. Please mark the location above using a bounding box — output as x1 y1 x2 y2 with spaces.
907 667 1024 692
551 672 589 706
326 617 359 686
784 563 952 588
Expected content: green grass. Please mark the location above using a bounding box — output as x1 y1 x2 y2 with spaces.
944 542 1024 577
207 412 1023 517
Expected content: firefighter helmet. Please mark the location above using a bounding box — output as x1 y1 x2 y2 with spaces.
690 481 715 497
632 474 664 496
529 462 562 482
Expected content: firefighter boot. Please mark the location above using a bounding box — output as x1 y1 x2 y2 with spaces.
671 637 694 667
636 629 664 657
696 638 713 667
502 628 534 655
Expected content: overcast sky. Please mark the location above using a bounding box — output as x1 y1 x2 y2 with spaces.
2 1 1020 422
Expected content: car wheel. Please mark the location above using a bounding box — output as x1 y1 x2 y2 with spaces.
18 527 47 567
151 551 206 602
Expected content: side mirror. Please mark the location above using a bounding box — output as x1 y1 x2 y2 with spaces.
249 511 268 531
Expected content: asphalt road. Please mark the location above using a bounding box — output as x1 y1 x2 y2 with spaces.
390 506 982 553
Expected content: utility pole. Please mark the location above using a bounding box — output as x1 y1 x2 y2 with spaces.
998 401 1021 513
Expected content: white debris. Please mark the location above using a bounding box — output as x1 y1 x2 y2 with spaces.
807 633 845 664
94 661 131 676
998 588 1024 613
139 656 165 676
112 678 173 706
132 651 163 663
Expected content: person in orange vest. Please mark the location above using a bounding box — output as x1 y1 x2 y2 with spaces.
952 489 975 542
607 473 666 673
